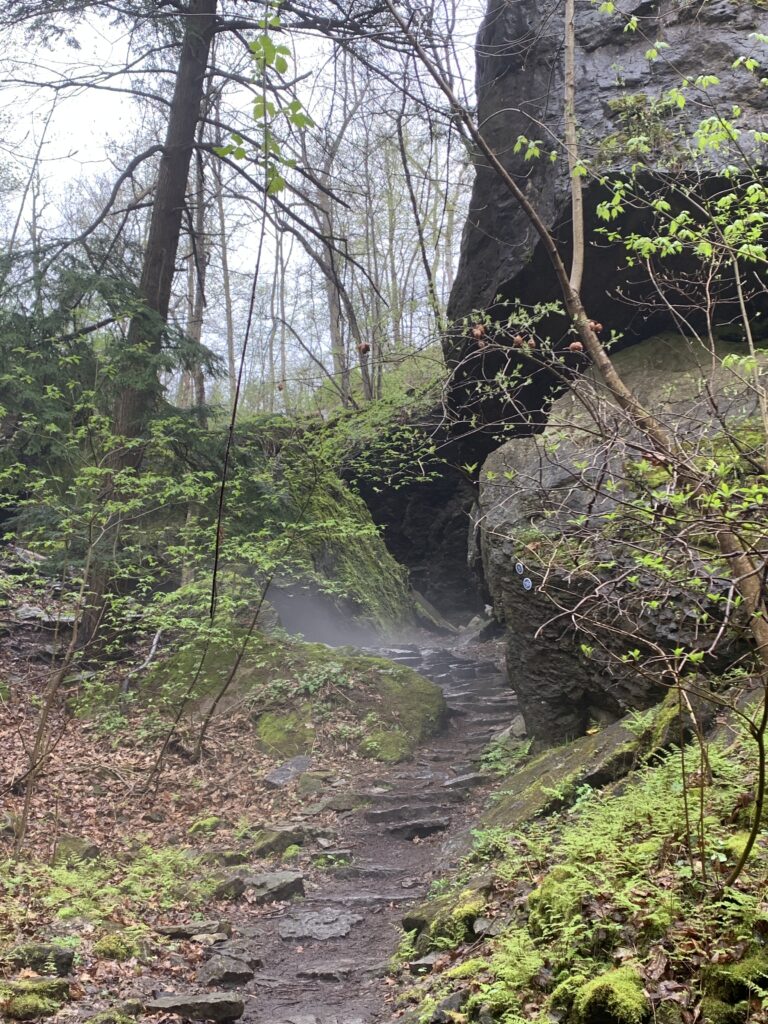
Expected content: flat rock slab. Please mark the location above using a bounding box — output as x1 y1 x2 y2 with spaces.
277 907 363 941
364 805 444 824
197 956 256 987
386 818 450 840
295 961 358 981
214 869 304 903
208 941 264 970
145 992 244 1021
264 756 312 789
155 921 232 939
442 773 490 790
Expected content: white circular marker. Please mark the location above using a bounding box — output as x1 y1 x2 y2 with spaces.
523 577 533 591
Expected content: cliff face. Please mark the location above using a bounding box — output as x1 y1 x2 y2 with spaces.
447 0 767 338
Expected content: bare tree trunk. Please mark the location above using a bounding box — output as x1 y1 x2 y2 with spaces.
113 0 218 445
212 141 237 407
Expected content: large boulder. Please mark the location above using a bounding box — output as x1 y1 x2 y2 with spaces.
477 334 761 742
448 0 768 337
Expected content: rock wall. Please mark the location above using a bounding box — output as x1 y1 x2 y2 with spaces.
447 0 768 341
477 335 760 743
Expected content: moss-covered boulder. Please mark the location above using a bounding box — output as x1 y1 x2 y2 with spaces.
255 709 315 757
52 834 100 866
700 997 749 1024
249 825 307 857
572 968 650 1024
702 951 768 1002
484 719 637 828
401 878 492 955
92 932 140 962
0 979 70 1021
147 633 446 763
359 729 412 762
1 942 74 977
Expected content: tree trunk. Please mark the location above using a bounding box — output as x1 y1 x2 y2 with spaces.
113 0 218 445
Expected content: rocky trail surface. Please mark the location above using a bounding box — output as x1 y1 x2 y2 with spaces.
148 644 519 1024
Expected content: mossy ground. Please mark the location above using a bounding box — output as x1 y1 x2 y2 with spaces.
390 700 768 1024
146 631 446 763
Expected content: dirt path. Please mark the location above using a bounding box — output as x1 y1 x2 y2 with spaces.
191 644 517 1024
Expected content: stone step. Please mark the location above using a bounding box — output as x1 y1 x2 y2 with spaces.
364 804 447 824
442 772 491 790
386 818 450 840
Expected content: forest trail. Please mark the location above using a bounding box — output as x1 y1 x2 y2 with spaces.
167 645 516 1024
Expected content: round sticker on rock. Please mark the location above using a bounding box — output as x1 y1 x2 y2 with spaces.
515 562 524 575
523 577 533 591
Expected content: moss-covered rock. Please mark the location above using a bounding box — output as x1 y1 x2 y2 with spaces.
52 834 100 866
401 880 491 955
148 634 446 763
188 815 222 835
484 720 637 828
249 825 306 857
702 951 768 1002
255 709 315 757
92 933 139 962
572 968 650 1024
83 1012 137 1024
0 979 70 1021
1 942 74 976
359 729 412 762
700 997 749 1024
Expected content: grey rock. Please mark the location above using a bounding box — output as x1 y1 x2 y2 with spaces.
116 999 144 1017
144 992 244 1021
213 866 304 902
386 818 450 840
247 824 308 858
477 337 761 743
442 772 490 790
2 942 74 976
432 992 466 1023
264 756 312 789
155 921 232 939
409 953 440 975
190 933 231 945
295 961 357 981
196 955 256 987
448 0 768 332
277 907 363 941
208 942 262 970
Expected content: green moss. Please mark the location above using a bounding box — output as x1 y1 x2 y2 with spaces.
700 997 748 1024
703 951 768 1001
281 844 301 861
0 980 69 1021
3 994 62 1020
722 831 752 862
444 957 491 980
551 974 588 1010
255 709 315 757
83 1013 136 1024
188 815 222 835
490 928 545 990
572 968 649 1024
359 729 411 762
92 933 139 962
528 864 591 936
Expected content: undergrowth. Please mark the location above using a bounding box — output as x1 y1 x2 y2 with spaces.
0 845 213 942
392 725 768 1024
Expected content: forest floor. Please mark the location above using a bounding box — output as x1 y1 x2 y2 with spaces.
0 616 516 1024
